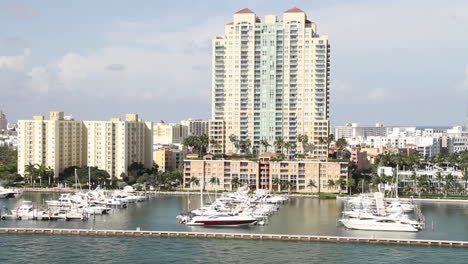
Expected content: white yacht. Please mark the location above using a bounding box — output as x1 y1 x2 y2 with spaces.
180 214 257 227
339 217 423 232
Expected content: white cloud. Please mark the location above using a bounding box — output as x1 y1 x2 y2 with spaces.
0 48 30 71
29 67 51 92
367 88 385 101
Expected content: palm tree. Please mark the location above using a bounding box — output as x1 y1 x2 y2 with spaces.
335 138 348 149
24 163 38 185
231 177 241 191
335 177 346 195
327 179 335 192
307 180 317 195
229 134 239 153
189 176 199 190
260 138 271 153
462 169 468 194
283 141 292 159
274 137 285 154
209 176 220 198
435 171 443 195
283 180 293 194
297 134 309 155
198 134 209 156
272 177 281 192
347 178 356 195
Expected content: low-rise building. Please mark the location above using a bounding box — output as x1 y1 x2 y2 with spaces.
183 154 349 193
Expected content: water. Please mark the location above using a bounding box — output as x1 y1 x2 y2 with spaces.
1 193 468 263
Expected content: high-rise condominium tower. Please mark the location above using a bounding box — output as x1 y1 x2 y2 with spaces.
209 8 330 157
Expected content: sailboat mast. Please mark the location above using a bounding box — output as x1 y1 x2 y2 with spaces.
200 177 204 209
88 167 91 191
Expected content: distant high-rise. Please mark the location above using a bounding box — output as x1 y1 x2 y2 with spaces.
0 110 7 131
180 119 209 136
209 8 330 157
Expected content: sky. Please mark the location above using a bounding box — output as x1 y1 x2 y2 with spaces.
1 0 468 126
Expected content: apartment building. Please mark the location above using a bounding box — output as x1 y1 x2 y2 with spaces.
153 121 188 145
180 119 209 136
18 112 153 178
85 114 153 178
183 154 348 193
18 111 87 177
209 8 330 157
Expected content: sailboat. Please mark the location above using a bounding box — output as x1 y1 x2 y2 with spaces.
178 178 257 227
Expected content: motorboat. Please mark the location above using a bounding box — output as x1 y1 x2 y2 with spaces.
339 217 423 232
180 214 257 227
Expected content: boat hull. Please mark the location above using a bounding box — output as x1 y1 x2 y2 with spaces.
340 219 419 232
189 219 256 227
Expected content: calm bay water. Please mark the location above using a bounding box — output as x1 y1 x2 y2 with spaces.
1 193 468 263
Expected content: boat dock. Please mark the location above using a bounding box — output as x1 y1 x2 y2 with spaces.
0 228 467 248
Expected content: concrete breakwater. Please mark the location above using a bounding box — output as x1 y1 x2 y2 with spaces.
0 228 467 248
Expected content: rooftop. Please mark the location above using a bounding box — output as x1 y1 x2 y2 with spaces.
235 8 254 14
285 7 305 13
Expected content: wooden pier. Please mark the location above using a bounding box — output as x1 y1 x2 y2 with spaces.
0 228 467 248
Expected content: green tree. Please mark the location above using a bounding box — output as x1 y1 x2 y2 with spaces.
231 177 240 190
272 177 281 192
327 179 335 191
189 176 200 190
284 180 293 194
274 137 285 154
335 138 348 149
307 179 316 194
347 178 356 195
335 177 346 195
283 141 292 159
260 138 271 153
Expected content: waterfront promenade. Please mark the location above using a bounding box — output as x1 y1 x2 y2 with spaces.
1 227 467 248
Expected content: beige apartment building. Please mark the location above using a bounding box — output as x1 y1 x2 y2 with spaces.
209 8 330 157
183 154 349 193
153 121 188 145
18 111 87 177
18 112 153 178
85 114 153 178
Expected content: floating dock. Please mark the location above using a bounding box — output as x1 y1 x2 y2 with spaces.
0 228 467 248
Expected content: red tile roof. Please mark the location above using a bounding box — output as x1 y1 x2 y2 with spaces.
285 7 305 13
235 8 254 14
226 22 234 25
259 152 277 157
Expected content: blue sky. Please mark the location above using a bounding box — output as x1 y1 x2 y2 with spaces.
1 0 468 126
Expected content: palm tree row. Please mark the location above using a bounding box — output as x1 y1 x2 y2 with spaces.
183 134 209 156
24 163 54 186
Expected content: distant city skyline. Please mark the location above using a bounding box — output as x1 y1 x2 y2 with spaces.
1 0 468 126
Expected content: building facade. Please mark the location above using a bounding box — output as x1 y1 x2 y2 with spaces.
18 112 87 177
180 119 209 136
209 8 330 157
85 114 153 178
153 121 188 145
0 110 7 131
18 112 153 178
183 156 349 193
